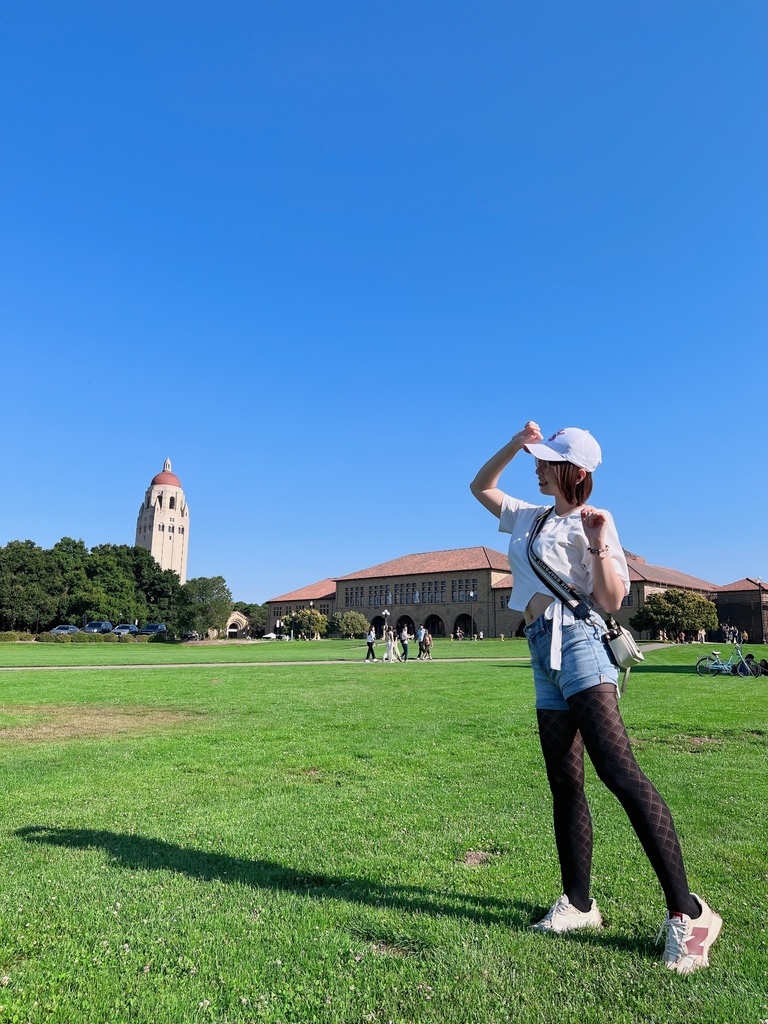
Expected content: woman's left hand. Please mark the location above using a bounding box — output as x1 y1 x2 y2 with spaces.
581 506 608 544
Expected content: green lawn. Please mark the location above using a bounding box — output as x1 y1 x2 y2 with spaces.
0 647 765 1023
0 637 533 668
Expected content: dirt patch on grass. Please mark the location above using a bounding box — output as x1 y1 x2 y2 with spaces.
372 941 408 958
462 850 492 867
0 705 194 743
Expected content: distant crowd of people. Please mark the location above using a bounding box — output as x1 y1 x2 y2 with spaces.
365 623 434 662
662 626 748 645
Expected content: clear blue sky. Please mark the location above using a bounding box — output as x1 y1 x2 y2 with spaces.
2 1 766 602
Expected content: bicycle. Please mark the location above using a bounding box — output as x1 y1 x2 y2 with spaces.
696 643 761 677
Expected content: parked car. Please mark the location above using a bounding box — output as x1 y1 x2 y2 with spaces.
84 621 114 633
113 623 139 636
137 622 167 636
50 624 80 635
181 630 200 641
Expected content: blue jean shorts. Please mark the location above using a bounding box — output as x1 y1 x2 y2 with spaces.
524 612 619 711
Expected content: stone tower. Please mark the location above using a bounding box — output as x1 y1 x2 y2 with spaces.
135 458 190 583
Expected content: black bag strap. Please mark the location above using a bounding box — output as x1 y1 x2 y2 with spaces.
526 508 593 621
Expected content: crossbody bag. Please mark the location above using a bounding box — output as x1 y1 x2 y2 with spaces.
527 508 643 692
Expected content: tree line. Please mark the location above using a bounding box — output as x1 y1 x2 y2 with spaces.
0 538 267 639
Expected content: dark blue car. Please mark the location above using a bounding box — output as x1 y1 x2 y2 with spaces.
137 623 167 636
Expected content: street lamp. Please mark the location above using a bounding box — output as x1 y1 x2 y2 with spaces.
757 577 766 645
469 590 475 639
382 608 390 640
308 600 314 640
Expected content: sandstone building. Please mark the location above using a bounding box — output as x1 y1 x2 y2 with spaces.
265 547 730 640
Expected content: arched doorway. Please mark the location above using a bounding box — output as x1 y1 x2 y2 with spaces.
453 613 473 639
424 614 444 637
370 615 386 638
226 610 249 639
396 615 415 635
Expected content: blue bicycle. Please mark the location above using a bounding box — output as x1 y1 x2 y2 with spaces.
696 643 760 677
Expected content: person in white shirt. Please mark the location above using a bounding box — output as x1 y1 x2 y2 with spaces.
470 421 721 974
365 626 377 662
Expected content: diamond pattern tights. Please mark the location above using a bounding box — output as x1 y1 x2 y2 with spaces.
536 683 698 918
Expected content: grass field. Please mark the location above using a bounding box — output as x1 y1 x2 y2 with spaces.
0 637 532 668
0 645 766 1023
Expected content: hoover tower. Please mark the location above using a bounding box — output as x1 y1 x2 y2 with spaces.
135 458 190 583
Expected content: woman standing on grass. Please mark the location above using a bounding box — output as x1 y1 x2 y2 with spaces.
470 421 721 974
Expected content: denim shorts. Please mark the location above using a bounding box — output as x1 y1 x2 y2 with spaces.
524 612 619 711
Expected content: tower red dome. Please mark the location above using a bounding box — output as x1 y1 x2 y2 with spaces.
151 458 181 487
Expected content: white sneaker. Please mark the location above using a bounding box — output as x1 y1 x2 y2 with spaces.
657 894 722 974
532 895 603 933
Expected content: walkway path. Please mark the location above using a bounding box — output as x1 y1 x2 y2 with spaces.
0 644 674 671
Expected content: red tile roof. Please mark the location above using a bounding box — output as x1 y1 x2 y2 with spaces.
718 577 763 592
267 578 337 603
626 557 719 592
337 547 510 580
266 549 727 604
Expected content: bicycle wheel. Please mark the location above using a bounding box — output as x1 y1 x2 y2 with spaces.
749 660 761 678
696 657 717 677
736 660 752 677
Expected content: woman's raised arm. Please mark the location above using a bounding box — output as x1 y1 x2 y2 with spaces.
470 421 543 518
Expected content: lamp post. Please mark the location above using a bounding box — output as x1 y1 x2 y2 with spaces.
382 607 390 640
308 600 314 640
757 577 766 645
469 590 475 639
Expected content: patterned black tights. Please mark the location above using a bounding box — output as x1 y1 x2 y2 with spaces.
536 683 698 917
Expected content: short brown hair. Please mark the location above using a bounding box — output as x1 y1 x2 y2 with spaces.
550 462 593 506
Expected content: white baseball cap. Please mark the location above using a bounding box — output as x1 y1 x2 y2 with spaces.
524 427 602 472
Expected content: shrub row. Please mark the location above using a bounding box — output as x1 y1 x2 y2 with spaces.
0 631 37 642
34 631 161 643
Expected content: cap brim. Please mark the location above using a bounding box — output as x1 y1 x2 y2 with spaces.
523 442 568 462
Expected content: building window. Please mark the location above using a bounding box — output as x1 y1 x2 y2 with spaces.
452 578 478 603
158 524 164 532
168 525 174 533
421 580 446 604
169 497 176 510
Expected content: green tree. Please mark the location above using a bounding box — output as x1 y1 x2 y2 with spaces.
283 607 328 639
174 576 233 637
334 611 370 639
0 540 59 631
630 589 718 639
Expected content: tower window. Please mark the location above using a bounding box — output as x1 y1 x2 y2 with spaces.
158 524 164 532
169 497 176 510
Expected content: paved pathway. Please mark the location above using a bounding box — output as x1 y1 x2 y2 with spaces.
0 644 676 672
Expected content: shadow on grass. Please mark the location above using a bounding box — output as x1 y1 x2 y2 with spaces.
16 824 528 927
14 825 654 955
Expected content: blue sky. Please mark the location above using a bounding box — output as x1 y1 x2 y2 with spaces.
2 1 766 602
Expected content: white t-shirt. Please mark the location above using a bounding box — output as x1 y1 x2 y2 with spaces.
498 495 629 613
